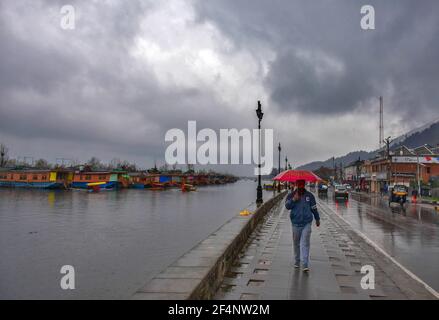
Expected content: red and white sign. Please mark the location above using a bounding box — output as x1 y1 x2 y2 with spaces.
392 156 439 164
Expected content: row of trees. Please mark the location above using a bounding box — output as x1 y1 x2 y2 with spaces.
0 143 138 171
0 143 220 175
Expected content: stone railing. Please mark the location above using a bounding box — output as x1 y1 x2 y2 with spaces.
131 191 287 300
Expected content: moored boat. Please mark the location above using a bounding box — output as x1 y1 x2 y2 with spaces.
71 171 119 189
181 183 196 192
263 183 274 190
149 182 166 191
0 169 72 189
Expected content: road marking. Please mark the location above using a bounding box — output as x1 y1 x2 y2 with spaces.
319 201 439 299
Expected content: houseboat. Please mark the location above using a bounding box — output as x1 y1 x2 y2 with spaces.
169 174 183 187
129 172 154 189
0 169 72 189
129 172 146 189
71 171 124 190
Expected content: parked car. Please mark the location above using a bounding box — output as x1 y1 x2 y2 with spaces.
334 185 349 200
318 183 328 195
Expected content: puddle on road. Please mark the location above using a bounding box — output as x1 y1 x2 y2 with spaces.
316 190 439 292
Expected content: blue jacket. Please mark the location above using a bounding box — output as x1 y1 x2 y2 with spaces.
285 190 320 227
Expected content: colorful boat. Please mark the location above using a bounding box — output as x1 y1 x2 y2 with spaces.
181 183 196 192
71 171 119 190
0 169 72 189
149 182 166 191
263 183 274 190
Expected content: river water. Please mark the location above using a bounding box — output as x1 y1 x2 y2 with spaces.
0 180 274 299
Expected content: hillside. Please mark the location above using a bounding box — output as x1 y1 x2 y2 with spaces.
298 151 372 171
391 121 439 149
297 118 439 171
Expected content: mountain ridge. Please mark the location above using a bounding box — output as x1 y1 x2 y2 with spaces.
297 119 439 171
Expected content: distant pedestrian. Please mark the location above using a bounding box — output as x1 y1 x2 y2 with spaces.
412 189 418 203
285 179 320 272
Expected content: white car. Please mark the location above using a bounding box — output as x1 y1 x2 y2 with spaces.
334 185 349 199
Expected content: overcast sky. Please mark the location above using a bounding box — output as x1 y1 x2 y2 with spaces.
1 0 438 174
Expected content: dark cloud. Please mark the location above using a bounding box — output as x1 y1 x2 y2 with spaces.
194 0 439 120
1 0 438 172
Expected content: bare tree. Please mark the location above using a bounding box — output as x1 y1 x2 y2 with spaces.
87 157 102 170
0 144 9 167
109 158 122 170
120 160 136 172
34 158 50 169
6 158 17 167
69 158 80 167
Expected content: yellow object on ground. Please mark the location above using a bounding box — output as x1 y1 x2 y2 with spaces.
239 209 253 216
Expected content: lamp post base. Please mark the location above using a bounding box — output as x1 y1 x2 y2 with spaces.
256 185 263 206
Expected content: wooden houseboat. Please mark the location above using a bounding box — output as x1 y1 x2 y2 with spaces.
71 171 126 190
0 169 73 189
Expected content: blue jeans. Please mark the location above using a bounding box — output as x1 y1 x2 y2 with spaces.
292 222 312 268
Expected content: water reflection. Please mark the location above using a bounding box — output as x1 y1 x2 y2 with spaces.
322 191 439 291
0 181 270 299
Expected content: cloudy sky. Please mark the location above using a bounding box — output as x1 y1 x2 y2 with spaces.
1 0 438 174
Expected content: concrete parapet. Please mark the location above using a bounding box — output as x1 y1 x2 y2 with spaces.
132 191 287 300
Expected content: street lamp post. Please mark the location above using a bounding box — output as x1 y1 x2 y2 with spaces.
256 101 264 206
278 143 281 192
356 158 361 191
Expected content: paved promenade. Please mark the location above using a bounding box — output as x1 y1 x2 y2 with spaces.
215 194 437 300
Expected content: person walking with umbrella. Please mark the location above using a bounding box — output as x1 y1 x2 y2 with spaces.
285 178 320 272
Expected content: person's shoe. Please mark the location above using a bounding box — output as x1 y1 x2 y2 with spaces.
293 263 300 269
303 267 310 272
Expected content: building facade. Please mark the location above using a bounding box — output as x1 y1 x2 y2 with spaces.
362 144 439 193
343 158 365 189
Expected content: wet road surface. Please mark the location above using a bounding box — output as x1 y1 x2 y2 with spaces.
316 190 439 292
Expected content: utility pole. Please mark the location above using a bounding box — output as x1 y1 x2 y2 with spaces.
332 156 335 184
339 163 343 183
285 156 288 171
383 136 392 188
379 96 384 150
417 154 421 198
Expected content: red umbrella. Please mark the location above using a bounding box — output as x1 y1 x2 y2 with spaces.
273 170 321 182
